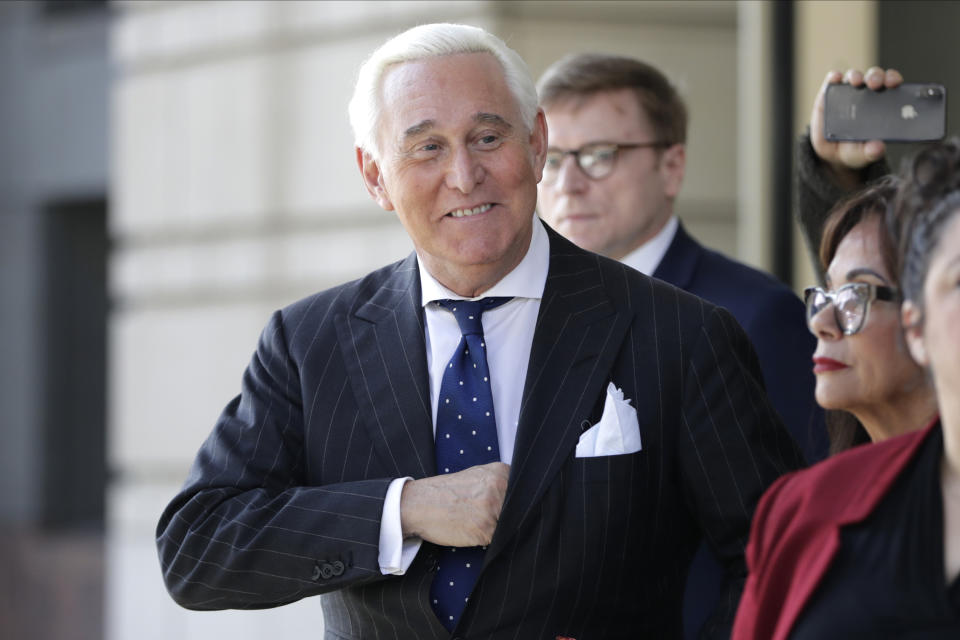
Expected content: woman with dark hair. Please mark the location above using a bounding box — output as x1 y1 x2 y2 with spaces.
733 139 960 639
795 65 940 455
806 177 936 454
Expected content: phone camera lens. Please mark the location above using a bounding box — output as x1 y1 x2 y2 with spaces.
926 87 943 99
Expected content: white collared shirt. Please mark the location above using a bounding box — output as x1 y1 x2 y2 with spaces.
619 215 678 276
379 215 549 574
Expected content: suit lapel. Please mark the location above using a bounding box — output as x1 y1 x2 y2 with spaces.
486 228 634 563
651 221 701 290
337 253 436 479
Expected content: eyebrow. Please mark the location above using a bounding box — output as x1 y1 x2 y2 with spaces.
473 112 512 130
844 267 890 283
403 119 436 140
547 141 617 150
402 113 513 141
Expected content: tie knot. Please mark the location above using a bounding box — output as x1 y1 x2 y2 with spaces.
438 297 511 336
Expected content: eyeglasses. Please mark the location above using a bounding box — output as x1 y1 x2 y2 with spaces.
803 282 900 336
541 141 669 184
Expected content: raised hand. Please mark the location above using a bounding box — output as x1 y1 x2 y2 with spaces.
810 67 903 189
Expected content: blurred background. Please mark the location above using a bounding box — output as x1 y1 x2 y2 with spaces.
1 1 956 638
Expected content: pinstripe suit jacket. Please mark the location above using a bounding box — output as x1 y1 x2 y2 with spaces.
157 224 803 639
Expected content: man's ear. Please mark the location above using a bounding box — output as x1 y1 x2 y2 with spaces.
356 147 395 212
530 109 549 182
658 143 686 199
902 300 929 367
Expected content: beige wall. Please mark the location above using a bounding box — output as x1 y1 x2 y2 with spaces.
107 2 742 637
792 0 878 287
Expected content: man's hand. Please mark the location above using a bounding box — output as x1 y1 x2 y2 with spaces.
400 461 509 548
810 67 903 190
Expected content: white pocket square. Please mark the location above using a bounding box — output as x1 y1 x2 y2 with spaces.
575 382 642 457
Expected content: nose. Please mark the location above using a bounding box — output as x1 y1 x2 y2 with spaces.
808 303 842 341
553 154 588 194
444 146 484 193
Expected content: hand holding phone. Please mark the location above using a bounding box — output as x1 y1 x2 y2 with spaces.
809 68 900 189
824 82 946 142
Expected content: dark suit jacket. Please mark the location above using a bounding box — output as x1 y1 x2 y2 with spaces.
157 224 803 639
732 420 937 640
654 222 825 460
653 223 827 639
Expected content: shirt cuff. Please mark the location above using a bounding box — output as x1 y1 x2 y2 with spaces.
378 477 422 575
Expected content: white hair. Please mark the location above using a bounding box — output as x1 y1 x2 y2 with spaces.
348 23 539 159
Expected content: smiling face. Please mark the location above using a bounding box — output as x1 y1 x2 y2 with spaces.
537 89 685 260
809 215 927 420
357 52 547 297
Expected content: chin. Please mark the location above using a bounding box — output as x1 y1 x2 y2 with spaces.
814 391 858 413
814 382 851 411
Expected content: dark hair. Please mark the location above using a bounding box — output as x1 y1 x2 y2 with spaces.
817 176 900 455
825 411 872 456
819 175 900 277
895 137 960 311
536 53 687 146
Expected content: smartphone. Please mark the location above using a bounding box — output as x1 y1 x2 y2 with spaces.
824 82 947 142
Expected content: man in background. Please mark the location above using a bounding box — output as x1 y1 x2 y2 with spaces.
536 53 825 639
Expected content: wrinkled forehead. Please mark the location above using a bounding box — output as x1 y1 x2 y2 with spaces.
380 52 506 106
377 53 520 141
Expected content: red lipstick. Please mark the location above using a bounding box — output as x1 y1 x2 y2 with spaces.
813 357 849 373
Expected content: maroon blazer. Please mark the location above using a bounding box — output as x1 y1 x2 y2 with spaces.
732 419 939 640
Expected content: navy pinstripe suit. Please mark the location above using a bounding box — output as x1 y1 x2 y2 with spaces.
157 223 803 639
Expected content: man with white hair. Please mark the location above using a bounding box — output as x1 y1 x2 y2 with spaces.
157 23 802 639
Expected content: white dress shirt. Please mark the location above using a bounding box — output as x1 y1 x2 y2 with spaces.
378 215 549 574
619 215 678 276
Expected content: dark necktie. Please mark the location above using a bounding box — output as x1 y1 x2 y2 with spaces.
430 297 511 631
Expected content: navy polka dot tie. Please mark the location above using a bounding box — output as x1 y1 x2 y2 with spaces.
430 297 511 631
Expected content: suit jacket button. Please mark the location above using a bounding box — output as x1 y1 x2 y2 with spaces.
320 563 334 580
331 560 345 576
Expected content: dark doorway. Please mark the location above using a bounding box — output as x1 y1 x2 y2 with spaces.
879 1 960 168
40 197 108 530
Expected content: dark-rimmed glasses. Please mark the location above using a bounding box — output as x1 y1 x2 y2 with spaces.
541 141 669 184
803 282 900 336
